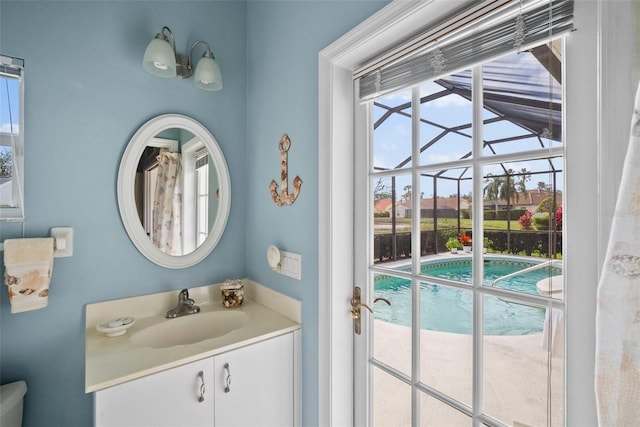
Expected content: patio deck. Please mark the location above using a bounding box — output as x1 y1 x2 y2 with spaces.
373 319 564 426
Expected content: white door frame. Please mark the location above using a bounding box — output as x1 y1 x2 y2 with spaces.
318 1 620 425
318 3 458 424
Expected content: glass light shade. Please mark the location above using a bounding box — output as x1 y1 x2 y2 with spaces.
143 38 177 78
194 56 223 91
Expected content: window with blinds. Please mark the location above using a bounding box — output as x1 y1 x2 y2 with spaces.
0 54 24 221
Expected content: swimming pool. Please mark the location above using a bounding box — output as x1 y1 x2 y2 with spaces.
373 258 562 336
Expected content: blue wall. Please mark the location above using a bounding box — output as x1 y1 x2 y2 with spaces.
0 1 386 426
0 2 247 426
245 2 387 425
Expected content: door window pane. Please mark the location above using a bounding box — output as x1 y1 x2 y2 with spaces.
418 74 473 166
420 392 471 426
420 281 473 406
482 47 563 156
373 88 413 170
372 173 412 264
372 366 412 427
418 168 472 255
373 273 411 377
483 296 564 426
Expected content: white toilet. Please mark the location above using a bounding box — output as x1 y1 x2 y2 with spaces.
0 381 27 427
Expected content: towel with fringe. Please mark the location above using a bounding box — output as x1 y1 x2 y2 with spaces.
3 238 54 313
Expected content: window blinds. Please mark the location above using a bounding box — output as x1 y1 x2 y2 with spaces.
357 0 573 101
195 149 209 169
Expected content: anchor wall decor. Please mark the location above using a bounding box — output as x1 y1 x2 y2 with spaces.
270 133 302 206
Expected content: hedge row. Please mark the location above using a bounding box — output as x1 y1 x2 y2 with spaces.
374 211 390 218
483 230 561 256
484 209 528 221
454 209 533 221
373 229 562 263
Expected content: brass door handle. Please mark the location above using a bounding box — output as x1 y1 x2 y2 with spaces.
351 298 389 316
350 298 373 317
351 287 392 335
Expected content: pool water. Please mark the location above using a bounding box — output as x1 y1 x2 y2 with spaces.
373 258 561 336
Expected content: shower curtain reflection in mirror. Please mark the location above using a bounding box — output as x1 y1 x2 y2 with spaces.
152 149 183 255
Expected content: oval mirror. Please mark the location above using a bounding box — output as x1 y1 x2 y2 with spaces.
117 114 231 268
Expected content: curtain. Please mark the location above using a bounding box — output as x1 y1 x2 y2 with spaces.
595 81 640 425
152 149 183 255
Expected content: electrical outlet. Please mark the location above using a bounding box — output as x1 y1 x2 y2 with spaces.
279 251 301 280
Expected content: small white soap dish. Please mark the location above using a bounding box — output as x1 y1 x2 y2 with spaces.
96 317 135 337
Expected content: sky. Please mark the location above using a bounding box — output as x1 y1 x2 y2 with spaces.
371 48 563 201
0 75 20 135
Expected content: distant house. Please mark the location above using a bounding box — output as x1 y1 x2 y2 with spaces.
374 198 393 214
391 190 561 219
483 189 562 213
395 196 470 218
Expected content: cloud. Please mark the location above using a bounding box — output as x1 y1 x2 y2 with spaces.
377 90 412 104
482 164 505 177
430 94 470 108
372 155 390 170
424 153 463 164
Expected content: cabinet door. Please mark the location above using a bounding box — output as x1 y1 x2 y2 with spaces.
95 358 214 427
215 333 294 427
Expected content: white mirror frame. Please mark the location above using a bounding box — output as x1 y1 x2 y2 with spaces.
117 114 231 269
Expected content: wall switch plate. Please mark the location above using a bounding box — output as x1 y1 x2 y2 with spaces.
279 251 301 280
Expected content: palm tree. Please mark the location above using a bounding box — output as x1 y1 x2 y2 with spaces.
515 168 531 202
483 174 505 214
537 181 550 192
502 169 519 207
484 168 529 213
401 184 412 201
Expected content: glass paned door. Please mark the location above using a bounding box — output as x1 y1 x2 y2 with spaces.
357 42 565 427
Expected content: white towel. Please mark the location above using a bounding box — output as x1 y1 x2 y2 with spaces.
595 80 640 425
541 308 563 358
3 238 54 313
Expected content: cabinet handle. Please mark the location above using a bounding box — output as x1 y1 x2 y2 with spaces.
198 371 205 403
224 363 231 393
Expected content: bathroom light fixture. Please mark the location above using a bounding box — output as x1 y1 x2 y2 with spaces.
142 26 223 91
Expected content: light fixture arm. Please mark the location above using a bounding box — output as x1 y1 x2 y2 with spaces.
159 26 176 54
190 40 214 61
185 40 215 75
176 40 215 79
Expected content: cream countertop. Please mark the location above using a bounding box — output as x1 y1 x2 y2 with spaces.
85 280 301 393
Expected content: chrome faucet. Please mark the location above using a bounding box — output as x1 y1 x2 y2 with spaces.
166 288 201 318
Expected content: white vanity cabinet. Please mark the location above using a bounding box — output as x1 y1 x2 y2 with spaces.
95 357 214 427
214 332 294 426
94 332 298 427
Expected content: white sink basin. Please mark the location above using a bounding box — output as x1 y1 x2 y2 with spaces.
130 311 249 349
